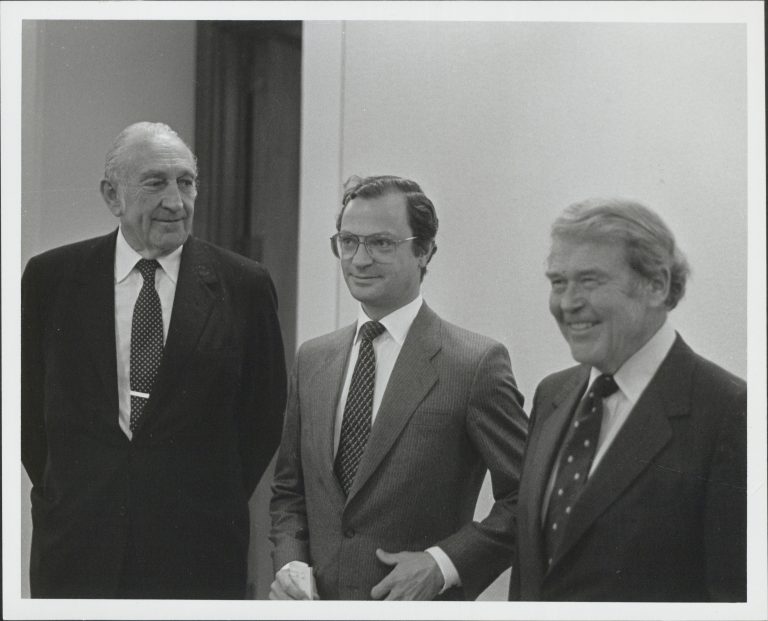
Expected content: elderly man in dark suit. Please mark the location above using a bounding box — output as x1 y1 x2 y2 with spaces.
510 198 746 602
269 175 528 600
21 122 287 599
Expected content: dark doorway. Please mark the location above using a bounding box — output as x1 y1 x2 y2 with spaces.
194 21 301 599
195 21 301 371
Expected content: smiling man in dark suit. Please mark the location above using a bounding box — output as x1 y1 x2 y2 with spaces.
269 175 528 600
510 198 746 602
21 122 287 599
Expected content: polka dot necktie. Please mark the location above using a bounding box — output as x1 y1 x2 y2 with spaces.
543 373 619 564
334 320 386 496
129 259 164 434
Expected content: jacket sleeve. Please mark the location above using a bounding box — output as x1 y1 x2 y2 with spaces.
705 385 747 601
21 255 48 489
436 342 529 599
268 352 311 571
237 268 288 497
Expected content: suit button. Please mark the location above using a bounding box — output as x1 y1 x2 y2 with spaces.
344 529 355 538
118 506 127 517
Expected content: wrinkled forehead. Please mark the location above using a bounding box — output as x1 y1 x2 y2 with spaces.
123 133 197 177
547 233 629 268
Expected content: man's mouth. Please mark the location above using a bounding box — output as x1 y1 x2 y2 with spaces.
567 321 598 332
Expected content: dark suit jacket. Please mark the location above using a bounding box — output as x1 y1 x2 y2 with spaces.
21 230 287 599
510 335 746 602
269 303 528 600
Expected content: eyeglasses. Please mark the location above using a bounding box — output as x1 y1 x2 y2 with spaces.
330 233 418 263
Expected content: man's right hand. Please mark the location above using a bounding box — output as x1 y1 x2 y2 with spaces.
268 561 319 600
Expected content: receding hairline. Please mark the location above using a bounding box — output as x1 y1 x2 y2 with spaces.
105 122 197 184
122 128 194 160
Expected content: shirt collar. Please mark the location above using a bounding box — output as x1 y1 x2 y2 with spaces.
589 318 677 403
354 294 424 346
114 226 183 284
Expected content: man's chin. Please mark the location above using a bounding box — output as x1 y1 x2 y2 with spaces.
345 277 380 296
568 343 599 367
348 289 376 305
152 232 189 256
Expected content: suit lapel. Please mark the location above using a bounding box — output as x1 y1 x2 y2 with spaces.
519 367 588 594
72 231 121 430
551 336 693 567
138 237 217 427
346 304 439 502
309 324 356 488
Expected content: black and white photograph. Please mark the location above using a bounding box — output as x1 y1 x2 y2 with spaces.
2 1 765 620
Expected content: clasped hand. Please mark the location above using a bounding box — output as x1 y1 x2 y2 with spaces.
370 549 444 600
269 549 444 600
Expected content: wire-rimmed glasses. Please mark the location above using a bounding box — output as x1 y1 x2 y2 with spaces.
330 233 418 263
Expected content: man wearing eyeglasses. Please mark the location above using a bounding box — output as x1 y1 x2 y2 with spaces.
269 175 528 600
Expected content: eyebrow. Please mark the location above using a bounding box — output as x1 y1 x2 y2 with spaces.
545 268 607 279
139 169 197 180
339 230 393 237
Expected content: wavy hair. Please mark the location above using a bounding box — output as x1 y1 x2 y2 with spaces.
551 198 690 309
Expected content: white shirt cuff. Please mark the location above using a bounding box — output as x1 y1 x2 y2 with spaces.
279 560 309 573
425 546 461 593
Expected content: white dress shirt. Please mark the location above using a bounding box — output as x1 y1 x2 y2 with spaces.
332 294 460 592
114 228 182 439
542 319 677 522
333 294 424 454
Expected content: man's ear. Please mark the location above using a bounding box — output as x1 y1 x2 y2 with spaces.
100 179 123 217
418 241 437 268
647 267 671 307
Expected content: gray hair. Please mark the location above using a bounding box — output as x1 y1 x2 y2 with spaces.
551 198 690 309
103 122 196 185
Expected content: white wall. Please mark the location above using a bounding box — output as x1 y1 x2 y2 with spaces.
20 20 197 598
22 20 197 265
300 20 748 599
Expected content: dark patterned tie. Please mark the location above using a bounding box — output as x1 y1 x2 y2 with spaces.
334 320 386 495
129 259 164 433
543 373 619 564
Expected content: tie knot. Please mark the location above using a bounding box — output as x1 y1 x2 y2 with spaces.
359 321 385 342
136 259 160 283
593 374 619 399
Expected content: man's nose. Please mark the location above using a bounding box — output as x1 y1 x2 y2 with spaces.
350 240 373 266
161 182 184 209
559 283 585 311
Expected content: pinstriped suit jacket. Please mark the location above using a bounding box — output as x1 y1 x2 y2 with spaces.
270 303 528 599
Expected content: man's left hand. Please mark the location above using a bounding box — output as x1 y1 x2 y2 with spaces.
370 549 444 600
